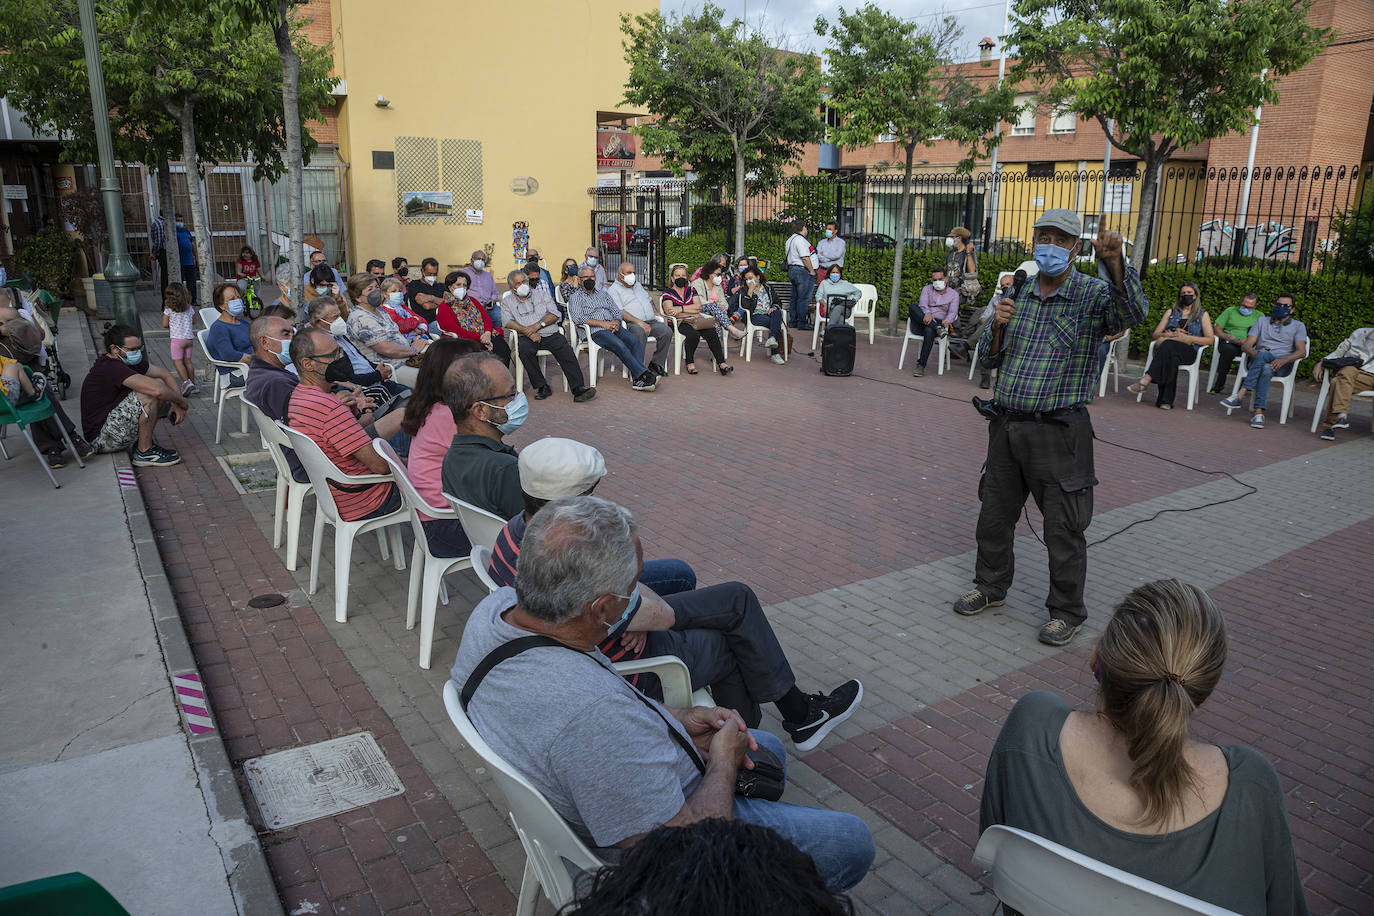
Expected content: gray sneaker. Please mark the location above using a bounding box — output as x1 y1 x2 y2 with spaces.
1332 412 1350 430
1319 426 1336 441
131 445 181 467
1038 618 1082 647
1219 395 1243 409
1250 413 1266 429
953 588 1003 616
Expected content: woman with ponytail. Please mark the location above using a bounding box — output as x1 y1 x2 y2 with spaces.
978 580 1308 915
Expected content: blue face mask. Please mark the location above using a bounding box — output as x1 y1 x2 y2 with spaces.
605 584 641 634
1238 306 1253 316
269 336 292 363
120 348 143 366
1271 303 1293 322
1033 242 1074 277
226 298 245 317
483 391 528 435
387 291 404 307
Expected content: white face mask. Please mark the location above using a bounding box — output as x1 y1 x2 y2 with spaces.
622 273 636 286
933 280 947 291
945 237 957 248
585 256 598 267
452 286 468 300
713 275 723 286
424 274 438 284
328 317 347 336
515 283 530 297
472 259 485 270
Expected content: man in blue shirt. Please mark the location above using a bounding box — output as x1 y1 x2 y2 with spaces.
1219 293 1308 429
175 213 197 302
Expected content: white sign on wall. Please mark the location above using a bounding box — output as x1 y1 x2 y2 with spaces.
1104 182 1133 214
465 208 483 224
3 185 27 200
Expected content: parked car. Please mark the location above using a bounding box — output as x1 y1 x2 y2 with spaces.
848 232 897 250
597 225 651 252
628 227 652 254
597 225 621 249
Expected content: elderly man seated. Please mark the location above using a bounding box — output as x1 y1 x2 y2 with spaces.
606 261 672 377
1314 324 1374 441
286 327 400 521
567 266 658 391
486 437 863 749
451 495 875 892
500 268 596 403
440 354 526 519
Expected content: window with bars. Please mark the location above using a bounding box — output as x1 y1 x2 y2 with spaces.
394 136 483 224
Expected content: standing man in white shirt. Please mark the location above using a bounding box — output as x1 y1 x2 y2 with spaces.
607 261 672 377
784 220 816 330
815 220 846 282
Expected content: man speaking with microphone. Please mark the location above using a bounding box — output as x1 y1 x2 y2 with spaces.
953 209 1147 646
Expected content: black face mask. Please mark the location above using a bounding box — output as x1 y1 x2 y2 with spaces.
673 277 688 289
397 266 409 277
581 278 596 292
323 354 353 383
1179 294 1195 306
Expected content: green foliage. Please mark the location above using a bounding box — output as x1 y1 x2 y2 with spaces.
1008 0 1330 268
0 0 334 179
620 4 824 254
1323 189 1374 276
1132 265 1372 380
16 228 79 297
691 204 735 233
777 176 859 237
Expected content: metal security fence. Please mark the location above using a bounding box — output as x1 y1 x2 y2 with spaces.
611 163 1373 288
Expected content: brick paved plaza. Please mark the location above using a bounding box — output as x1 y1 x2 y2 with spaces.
123 304 1372 915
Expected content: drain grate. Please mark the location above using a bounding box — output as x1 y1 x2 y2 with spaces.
242 732 404 830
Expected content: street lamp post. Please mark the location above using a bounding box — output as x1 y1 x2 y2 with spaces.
77 0 138 328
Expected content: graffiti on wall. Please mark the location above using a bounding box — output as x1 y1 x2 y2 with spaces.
1197 219 1297 260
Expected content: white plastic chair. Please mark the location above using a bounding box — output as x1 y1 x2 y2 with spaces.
470 544 503 593
567 317 610 383
1224 349 1307 424
441 681 606 916
972 825 1240 915
242 396 314 571
1098 335 1126 398
198 307 219 329
280 422 409 623
1310 371 1374 433
374 439 473 669
443 493 510 550
850 283 877 344
507 328 568 394
195 328 249 444
1205 346 1242 395
898 316 951 375
742 309 789 363
1138 339 1212 410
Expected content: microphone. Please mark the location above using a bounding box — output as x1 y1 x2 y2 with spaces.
1009 268 1028 304
988 269 1028 370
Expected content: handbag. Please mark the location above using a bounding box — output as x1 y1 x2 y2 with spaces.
959 275 982 302
461 635 786 802
682 314 716 331
1321 356 1361 372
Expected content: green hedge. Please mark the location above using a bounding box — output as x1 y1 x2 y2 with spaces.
1133 266 1372 380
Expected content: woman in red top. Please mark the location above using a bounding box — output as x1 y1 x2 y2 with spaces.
378 277 427 341
436 271 510 364
235 245 261 280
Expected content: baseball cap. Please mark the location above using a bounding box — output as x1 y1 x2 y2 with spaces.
519 437 607 500
1033 208 1082 237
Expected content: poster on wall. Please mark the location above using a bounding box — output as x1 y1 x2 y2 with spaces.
1104 182 1133 214
400 191 452 217
512 221 528 263
596 128 636 170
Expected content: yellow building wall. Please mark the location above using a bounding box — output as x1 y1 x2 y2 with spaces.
329 0 654 278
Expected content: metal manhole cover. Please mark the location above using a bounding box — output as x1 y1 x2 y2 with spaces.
248 593 285 608
242 732 404 830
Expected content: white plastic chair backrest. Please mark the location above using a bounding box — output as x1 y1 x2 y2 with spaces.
443 493 508 549
852 283 878 317
972 826 1239 916
470 545 501 593
373 437 454 520
554 284 567 308
196 328 246 384
242 396 295 480
199 307 219 329
441 681 604 907
279 422 358 522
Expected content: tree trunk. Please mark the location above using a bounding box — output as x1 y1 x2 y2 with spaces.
887 143 917 335
732 140 746 258
157 154 175 276
1130 156 1162 273
275 1 306 311
174 101 215 309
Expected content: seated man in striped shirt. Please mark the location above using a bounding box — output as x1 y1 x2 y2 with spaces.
286 327 401 522
486 437 862 752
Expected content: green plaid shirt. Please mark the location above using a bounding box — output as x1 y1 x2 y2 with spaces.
981 264 1148 412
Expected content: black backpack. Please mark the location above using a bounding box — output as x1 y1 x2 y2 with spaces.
821 324 856 377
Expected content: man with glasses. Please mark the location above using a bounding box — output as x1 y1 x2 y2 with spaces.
567 267 658 392
440 353 529 518
500 269 595 403
302 249 345 292
285 327 401 522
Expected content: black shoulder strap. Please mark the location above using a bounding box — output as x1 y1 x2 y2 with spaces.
460 634 707 777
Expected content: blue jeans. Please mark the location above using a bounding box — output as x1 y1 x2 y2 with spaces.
787 266 815 328
590 327 648 378
641 558 696 596
1242 349 1294 410
733 730 875 892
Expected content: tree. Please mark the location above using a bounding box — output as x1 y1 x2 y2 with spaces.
621 5 825 256
819 4 1017 332
1008 0 1330 272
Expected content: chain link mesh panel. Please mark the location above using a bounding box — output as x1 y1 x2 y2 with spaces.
393 136 483 224
395 136 441 222
441 138 483 225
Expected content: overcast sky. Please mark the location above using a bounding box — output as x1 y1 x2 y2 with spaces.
659 0 1012 61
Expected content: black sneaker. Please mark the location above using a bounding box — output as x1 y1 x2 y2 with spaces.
784 680 863 752
1320 426 1336 441
573 386 597 403
1332 413 1350 430
631 371 657 392
132 445 181 467
953 587 1003 616
1038 618 1082 647
44 450 67 469
533 385 553 400
648 362 668 378
74 438 97 459
912 364 926 378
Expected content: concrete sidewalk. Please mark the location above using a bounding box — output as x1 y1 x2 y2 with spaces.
0 307 278 916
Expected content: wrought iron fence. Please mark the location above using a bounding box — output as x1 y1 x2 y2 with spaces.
599 163 1373 288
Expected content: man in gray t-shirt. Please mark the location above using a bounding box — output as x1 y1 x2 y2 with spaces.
1221 293 1309 429
449 496 874 891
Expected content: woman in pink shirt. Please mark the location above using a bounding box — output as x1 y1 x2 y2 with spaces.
399 338 484 556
